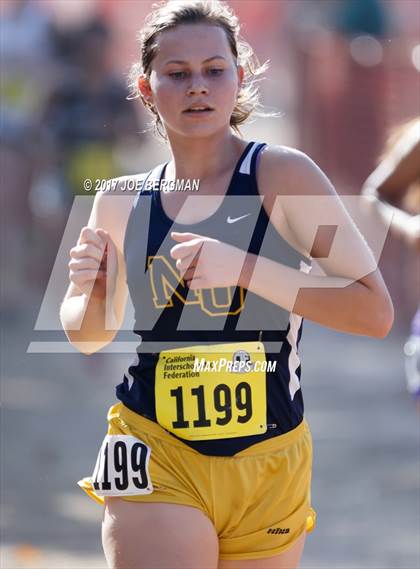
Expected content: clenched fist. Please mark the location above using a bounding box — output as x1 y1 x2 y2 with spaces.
68 226 118 301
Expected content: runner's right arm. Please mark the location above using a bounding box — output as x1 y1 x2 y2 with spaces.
60 185 133 354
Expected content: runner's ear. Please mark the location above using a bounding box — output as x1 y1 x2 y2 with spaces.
138 75 152 101
236 64 244 91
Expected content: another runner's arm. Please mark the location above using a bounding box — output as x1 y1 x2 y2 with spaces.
240 147 394 338
60 184 132 354
361 121 420 249
362 120 420 205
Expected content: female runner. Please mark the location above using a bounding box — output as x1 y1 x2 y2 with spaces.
60 2 394 568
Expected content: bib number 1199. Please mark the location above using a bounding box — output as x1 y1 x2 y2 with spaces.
90 435 153 496
171 382 252 429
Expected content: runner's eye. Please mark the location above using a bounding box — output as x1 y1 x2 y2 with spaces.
207 68 224 76
169 71 187 80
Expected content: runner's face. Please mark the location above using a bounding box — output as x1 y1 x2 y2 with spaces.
145 24 242 138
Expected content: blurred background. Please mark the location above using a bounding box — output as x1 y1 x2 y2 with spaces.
1 0 419 567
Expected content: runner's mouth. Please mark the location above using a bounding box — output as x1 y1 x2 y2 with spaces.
183 106 214 114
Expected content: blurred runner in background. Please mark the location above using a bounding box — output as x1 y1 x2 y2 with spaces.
27 14 144 292
362 118 420 402
0 0 55 317
40 16 143 201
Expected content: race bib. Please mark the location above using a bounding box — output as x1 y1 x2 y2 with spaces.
155 341 267 440
90 435 153 497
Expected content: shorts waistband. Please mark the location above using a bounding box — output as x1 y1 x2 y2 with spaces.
109 402 309 457
109 403 201 452
234 419 309 457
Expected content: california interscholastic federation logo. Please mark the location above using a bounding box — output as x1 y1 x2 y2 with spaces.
232 350 254 372
193 349 261 374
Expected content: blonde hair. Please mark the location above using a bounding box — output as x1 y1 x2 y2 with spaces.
127 0 271 140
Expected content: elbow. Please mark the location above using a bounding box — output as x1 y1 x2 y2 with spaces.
368 298 394 339
71 340 112 355
72 342 96 356
63 330 114 355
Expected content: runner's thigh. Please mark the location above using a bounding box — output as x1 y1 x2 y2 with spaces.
218 531 306 569
102 498 219 569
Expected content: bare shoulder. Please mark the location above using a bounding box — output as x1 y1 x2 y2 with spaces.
256 144 345 258
257 144 334 198
90 173 148 252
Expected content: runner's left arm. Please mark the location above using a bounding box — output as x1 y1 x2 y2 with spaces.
240 147 394 338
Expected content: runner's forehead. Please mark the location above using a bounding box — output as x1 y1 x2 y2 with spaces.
152 24 235 68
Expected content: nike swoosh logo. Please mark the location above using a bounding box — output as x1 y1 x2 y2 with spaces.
227 213 252 224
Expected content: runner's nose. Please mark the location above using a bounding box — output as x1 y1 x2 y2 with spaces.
187 74 209 96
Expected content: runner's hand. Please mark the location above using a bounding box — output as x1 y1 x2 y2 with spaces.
68 227 118 300
170 231 247 289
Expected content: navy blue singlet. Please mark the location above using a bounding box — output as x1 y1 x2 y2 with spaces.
117 141 311 456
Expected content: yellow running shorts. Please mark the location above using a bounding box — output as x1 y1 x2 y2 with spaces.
79 402 316 561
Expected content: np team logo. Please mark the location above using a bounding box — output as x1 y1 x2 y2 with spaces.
28 194 389 354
